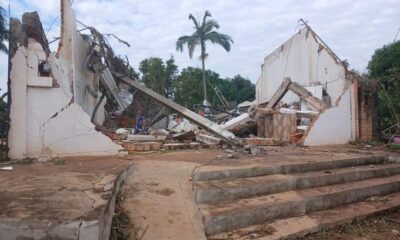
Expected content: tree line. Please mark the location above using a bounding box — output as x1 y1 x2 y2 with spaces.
137 56 255 109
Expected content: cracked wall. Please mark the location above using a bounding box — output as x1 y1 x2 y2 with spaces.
8 0 122 159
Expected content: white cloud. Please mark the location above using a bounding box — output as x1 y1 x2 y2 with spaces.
1 0 400 94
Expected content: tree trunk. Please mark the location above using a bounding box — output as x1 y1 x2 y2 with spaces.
201 46 207 103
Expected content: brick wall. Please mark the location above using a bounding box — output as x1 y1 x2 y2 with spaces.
358 93 374 141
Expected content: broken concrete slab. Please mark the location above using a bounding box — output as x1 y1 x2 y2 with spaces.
0 156 133 240
221 113 252 130
196 134 223 145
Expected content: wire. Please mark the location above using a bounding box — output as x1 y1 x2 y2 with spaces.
393 25 400 43
46 15 60 35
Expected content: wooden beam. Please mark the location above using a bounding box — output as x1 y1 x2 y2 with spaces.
288 82 326 112
265 77 292 109
113 72 243 147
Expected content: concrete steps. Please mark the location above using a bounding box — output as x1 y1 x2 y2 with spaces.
193 156 400 238
208 192 400 240
195 163 400 204
194 156 387 181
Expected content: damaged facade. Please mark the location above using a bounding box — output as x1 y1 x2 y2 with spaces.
255 24 372 145
6 0 374 160
8 1 123 159
7 0 242 159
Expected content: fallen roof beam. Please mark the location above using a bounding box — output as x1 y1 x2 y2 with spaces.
101 68 131 111
114 73 243 147
265 77 291 109
288 82 326 112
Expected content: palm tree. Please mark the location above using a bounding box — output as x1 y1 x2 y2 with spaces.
176 10 233 103
0 6 8 54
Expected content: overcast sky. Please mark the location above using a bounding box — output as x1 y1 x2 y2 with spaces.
1 0 399 93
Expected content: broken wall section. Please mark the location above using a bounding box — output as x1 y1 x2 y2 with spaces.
256 26 357 145
8 5 122 159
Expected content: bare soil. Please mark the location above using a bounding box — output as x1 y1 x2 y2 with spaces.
301 210 400 240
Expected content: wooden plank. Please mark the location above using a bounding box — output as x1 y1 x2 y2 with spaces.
264 115 273 138
257 116 265 138
265 77 292 109
288 82 326 112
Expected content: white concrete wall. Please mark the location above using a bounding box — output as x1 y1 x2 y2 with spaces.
256 26 356 145
256 27 347 105
8 0 122 159
58 0 101 119
304 88 353 145
8 39 122 159
8 45 28 159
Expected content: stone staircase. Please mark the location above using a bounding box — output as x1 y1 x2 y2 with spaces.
193 155 400 239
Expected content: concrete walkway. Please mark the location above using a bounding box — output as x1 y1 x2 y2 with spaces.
123 155 207 240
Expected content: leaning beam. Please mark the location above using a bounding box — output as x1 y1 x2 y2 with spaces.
288 82 326 112
265 77 291 109
114 73 243 147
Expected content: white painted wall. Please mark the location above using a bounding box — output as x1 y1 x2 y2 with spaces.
304 87 355 145
256 26 357 145
256 27 347 106
8 0 122 159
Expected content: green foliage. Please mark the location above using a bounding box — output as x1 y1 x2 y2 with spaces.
0 7 9 53
173 67 255 108
222 75 256 104
367 41 400 133
368 41 400 79
0 6 8 53
139 56 178 97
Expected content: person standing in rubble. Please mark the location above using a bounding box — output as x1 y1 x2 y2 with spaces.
110 112 117 131
135 110 144 134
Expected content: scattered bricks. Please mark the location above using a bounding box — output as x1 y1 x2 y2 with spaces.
244 138 282 146
106 133 128 141
127 134 166 142
122 142 162 153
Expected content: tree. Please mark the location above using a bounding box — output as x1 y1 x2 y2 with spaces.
174 67 255 108
222 75 255 104
0 6 8 53
139 56 178 98
176 10 233 103
367 41 400 135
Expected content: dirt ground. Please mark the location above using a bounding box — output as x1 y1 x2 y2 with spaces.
122 150 210 240
302 210 400 240
0 155 133 223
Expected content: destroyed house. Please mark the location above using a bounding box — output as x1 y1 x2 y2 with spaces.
255 25 372 145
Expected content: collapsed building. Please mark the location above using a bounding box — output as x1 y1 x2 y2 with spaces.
7 0 241 160
254 22 373 145
6 0 374 160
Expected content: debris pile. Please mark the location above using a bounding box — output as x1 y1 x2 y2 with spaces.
7 0 373 159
